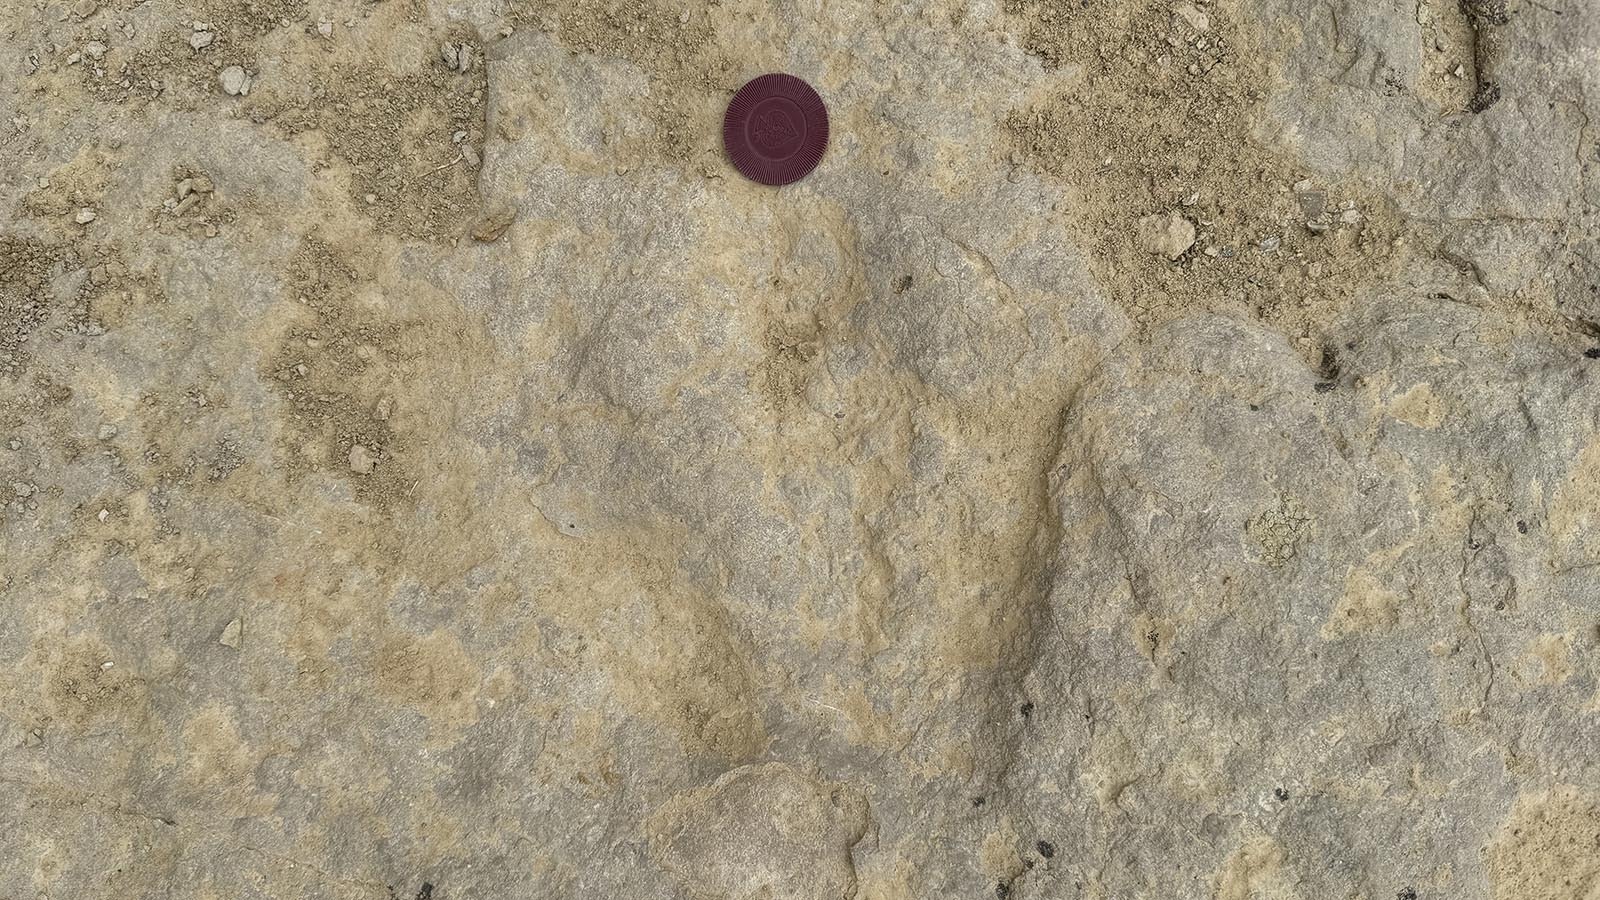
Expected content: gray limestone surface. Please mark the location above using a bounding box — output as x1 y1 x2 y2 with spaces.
1 0 1598 898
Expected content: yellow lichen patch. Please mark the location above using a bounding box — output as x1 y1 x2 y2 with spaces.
1487 787 1600 899
1387 382 1446 429
572 552 769 763
1246 494 1313 567
1420 465 1475 537
1168 737 1229 804
1323 557 1407 637
371 629 481 738
1512 633 1576 688
979 821 1024 884
1550 439 1600 573
1081 728 1141 809
1213 835 1301 900
40 635 151 733
853 855 919 900
179 703 271 814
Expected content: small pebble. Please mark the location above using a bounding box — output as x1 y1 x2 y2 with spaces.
348 444 375 475
439 42 458 69
317 21 333 37
219 617 243 649
462 145 480 167
457 43 473 72
1173 2 1210 31
1135 211 1197 261
73 0 97 17
6 439 19 451
219 65 249 96
12 482 34 498
471 208 516 242
97 424 118 440
75 208 97 224
189 31 213 50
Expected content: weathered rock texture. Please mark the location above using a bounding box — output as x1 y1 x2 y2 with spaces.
1 0 1598 898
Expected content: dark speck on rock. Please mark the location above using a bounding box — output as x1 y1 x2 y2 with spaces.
1317 345 1341 379
1585 347 1600 359
1397 889 1418 900
1314 381 1335 393
1517 520 1528 534
995 882 1011 898
1037 839 1056 858
1274 787 1290 801
1019 701 1034 719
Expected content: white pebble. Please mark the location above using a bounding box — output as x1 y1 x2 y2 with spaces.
348 444 375 475
219 65 249 96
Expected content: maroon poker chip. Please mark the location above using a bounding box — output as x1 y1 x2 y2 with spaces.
723 73 829 186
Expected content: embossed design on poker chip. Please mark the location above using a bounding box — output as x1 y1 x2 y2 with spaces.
723 73 829 186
